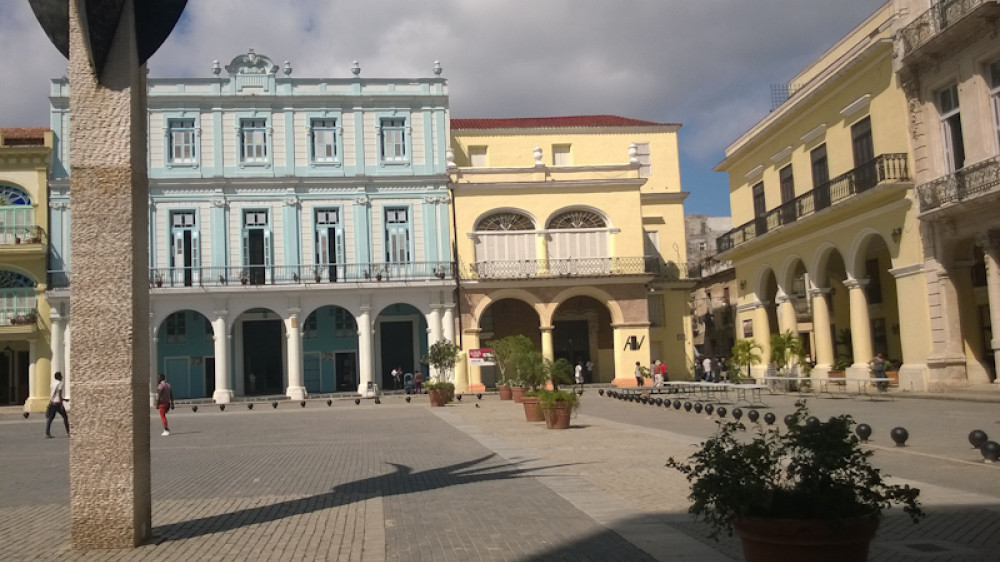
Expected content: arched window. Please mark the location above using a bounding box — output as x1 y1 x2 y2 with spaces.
475 212 533 231
0 184 31 206
0 270 37 325
548 210 606 229
0 270 36 288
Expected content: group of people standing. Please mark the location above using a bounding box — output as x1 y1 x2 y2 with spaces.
699 355 727 382
633 360 670 387
389 366 423 393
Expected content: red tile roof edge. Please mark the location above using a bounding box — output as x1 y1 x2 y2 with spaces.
0 127 49 145
451 115 680 130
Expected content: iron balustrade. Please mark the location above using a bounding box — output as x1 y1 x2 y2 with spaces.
899 0 999 59
917 155 1000 212
1 306 38 326
463 257 699 280
51 262 455 290
717 154 909 252
0 225 46 246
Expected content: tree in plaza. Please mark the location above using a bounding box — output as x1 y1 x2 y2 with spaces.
770 330 807 375
730 339 763 381
424 340 462 382
488 334 536 385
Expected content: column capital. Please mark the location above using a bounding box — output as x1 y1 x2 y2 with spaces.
843 278 869 290
539 325 555 332
775 294 792 305
808 287 832 297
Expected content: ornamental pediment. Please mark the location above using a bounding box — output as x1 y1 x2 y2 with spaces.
224 49 278 76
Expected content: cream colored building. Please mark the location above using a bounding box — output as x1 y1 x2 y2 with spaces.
716 5 933 388
449 116 694 390
894 0 1000 386
0 127 54 411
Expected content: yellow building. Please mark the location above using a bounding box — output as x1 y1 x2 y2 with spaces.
894 0 1000 386
0 127 54 411
715 5 933 388
449 116 694 390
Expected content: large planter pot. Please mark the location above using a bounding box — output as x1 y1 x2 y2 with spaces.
498 385 513 401
522 396 544 422
732 515 878 562
541 403 571 429
428 389 447 407
511 386 526 403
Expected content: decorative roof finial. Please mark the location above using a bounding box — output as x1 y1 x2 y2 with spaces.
351 60 361 76
211 60 221 75
433 60 442 76
283 61 292 76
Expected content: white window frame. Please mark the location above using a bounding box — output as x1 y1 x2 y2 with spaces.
379 118 407 163
167 118 197 166
310 118 339 164
384 207 411 263
938 84 964 172
240 118 269 165
552 144 571 166
635 142 651 178
469 146 488 167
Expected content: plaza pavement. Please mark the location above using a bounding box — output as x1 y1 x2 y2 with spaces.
1 385 999 561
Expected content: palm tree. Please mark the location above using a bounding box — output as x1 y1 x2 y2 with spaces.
770 331 806 375
731 339 763 382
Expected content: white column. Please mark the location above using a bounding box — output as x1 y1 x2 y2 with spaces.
357 306 373 394
775 292 797 336
286 308 306 400
980 233 1000 382
845 278 874 376
426 306 443 380
540 326 555 363
212 313 233 404
442 304 456 343
810 288 835 374
50 312 66 375
26 339 38 408
149 327 159 407
63 323 72 399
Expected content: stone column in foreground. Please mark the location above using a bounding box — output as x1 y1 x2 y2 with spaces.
67 1 151 548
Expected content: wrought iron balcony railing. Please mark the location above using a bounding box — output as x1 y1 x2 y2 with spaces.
917 155 1000 212
463 257 699 281
48 262 456 290
718 154 909 252
898 0 1000 60
0 225 46 246
1 307 38 326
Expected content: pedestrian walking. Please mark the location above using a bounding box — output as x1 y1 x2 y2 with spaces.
156 373 174 436
391 366 401 390
574 361 585 390
45 372 70 438
413 370 423 394
869 352 888 391
634 361 644 387
702 356 713 382
652 360 664 387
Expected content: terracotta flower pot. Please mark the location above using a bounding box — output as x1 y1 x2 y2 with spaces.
511 386 526 403
542 403 571 429
732 515 878 562
498 385 513 400
427 389 447 407
522 396 544 422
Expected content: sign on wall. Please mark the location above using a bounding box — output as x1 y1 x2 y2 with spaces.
469 348 495 366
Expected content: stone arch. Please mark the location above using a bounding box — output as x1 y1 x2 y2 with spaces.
753 264 778 302
810 242 844 288
847 228 891 279
233 307 287 396
547 286 623 326
470 288 545 328
778 254 807 296
0 182 33 206
151 303 216 332
546 206 611 229
155 309 215 400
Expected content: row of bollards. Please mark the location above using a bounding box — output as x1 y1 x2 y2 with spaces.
601 389 998 463
183 392 489 411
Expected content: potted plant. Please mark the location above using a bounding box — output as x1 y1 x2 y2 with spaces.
518 351 550 422
489 335 535 402
424 381 454 407
423 339 461 383
537 387 580 429
730 339 763 382
667 400 922 561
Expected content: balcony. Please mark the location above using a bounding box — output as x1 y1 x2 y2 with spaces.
0 225 46 247
898 0 1000 64
48 261 456 290
917 155 1000 214
463 257 699 281
718 154 909 252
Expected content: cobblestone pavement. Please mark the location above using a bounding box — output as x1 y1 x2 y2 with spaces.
1 387 999 561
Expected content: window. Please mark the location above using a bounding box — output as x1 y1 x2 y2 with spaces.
242 210 270 285
315 209 343 282
311 119 338 163
380 118 406 162
851 116 876 191
779 165 795 224
303 314 318 339
165 312 186 345
635 142 651 178
811 144 831 210
865 258 883 305
989 59 1000 153
170 211 199 287
938 85 965 172
647 293 664 327
384 208 410 263
240 118 268 164
752 182 767 236
469 146 488 167
334 308 357 339
168 119 196 165
476 212 532 231
552 144 571 166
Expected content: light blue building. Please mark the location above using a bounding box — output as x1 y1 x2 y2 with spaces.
47 51 455 402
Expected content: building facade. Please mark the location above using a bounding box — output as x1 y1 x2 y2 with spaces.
47 51 455 402
448 116 695 388
894 0 1000 386
0 128 54 411
716 5 933 387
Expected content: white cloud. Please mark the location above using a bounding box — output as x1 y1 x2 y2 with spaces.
0 0 886 212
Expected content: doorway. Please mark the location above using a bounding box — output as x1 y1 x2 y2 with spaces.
243 320 283 394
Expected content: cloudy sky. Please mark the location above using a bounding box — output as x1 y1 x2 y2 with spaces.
0 0 884 215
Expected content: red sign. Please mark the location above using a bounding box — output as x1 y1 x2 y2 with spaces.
469 348 495 366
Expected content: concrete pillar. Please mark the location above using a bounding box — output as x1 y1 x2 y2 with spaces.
845 278 874 377
426 306 442 380
442 304 456 344
67 1 151 548
285 309 305 400
775 292 797 336
149 330 158 407
810 288 835 374
212 314 232 403
357 306 373 394
540 325 555 363
752 302 772 379
979 232 1000 382
51 311 66 376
